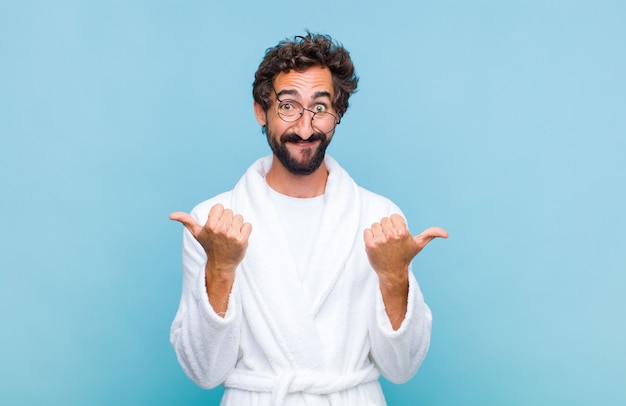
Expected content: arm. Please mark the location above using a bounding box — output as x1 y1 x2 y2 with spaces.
364 214 446 382
169 204 251 388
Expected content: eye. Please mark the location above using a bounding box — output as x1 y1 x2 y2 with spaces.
279 101 295 111
314 104 327 113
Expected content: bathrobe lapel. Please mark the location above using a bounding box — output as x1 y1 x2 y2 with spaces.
231 156 321 370
302 156 362 316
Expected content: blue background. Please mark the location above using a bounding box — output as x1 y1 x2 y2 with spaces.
1 1 625 405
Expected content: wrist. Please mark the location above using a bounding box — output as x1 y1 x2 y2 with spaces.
205 261 237 281
205 267 235 292
377 268 409 292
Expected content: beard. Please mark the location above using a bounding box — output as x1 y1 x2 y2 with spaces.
265 128 331 176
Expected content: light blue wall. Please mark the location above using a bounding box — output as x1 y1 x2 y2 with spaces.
1 1 624 405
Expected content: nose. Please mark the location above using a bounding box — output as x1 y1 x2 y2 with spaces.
292 110 316 139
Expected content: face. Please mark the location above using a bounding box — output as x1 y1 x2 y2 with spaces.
254 66 337 176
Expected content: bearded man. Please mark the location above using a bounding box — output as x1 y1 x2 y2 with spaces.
169 32 448 405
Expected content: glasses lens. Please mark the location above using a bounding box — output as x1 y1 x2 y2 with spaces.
277 100 303 122
312 112 337 133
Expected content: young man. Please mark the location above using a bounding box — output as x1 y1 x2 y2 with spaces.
170 32 447 405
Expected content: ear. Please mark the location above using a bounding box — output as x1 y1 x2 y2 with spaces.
253 101 267 126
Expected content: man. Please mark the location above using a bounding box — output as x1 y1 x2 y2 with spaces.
170 32 447 405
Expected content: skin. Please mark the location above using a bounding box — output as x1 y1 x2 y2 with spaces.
170 66 448 329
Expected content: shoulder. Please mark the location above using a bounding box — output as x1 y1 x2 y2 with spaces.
357 186 404 218
326 155 404 216
189 190 234 223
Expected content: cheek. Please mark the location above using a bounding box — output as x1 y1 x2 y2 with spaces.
266 116 292 135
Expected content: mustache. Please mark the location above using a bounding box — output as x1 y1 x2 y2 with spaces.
280 132 327 143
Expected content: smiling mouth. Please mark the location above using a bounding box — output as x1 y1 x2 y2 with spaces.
286 138 321 149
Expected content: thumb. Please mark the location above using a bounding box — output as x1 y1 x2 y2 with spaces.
413 226 449 250
169 211 202 237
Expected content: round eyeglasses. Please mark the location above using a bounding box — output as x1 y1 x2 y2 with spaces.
271 86 340 134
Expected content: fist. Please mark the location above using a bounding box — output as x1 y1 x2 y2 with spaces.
364 214 448 279
170 204 252 274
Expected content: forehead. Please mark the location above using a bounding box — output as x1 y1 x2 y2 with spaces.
273 66 334 99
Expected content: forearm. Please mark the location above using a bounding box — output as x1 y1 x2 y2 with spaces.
378 269 409 330
205 263 236 317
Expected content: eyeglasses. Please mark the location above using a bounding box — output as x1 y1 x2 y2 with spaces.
271 85 340 134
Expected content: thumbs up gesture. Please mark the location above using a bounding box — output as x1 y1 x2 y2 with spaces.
364 214 447 328
170 203 252 277
364 214 447 279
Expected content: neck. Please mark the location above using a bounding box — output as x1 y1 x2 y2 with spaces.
265 157 328 198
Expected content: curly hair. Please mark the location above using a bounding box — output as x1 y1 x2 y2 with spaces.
253 32 359 119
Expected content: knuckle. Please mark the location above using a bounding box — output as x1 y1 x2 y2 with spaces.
205 218 217 231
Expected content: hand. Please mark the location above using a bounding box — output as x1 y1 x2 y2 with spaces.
364 214 448 283
170 204 252 276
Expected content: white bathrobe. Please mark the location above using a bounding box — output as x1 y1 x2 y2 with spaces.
170 155 432 405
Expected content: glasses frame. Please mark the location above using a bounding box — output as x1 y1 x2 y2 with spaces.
270 83 340 134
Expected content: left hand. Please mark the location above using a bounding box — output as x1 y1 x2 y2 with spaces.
364 214 448 282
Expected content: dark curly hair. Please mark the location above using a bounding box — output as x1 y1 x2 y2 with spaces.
253 32 359 120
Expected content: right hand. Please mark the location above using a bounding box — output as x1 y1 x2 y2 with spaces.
170 203 252 276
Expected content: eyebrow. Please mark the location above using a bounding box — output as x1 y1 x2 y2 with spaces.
276 89 332 100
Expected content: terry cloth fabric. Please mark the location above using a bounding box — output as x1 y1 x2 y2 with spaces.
170 154 433 405
223 155 367 402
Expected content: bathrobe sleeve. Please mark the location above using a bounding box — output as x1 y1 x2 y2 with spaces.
358 188 433 383
369 268 432 383
170 202 242 389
